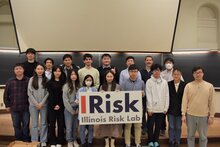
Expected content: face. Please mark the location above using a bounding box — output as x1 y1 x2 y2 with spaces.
126 59 135 67
45 60 53 70
165 61 173 70
145 57 153 67
70 71 78 81
54 68 61 79
106 72 114 83
102 56 111 66
35 65 45 76
172 70 181 82
26 52 35 61
128 69 138 80
193 69 204 81
63 57 72 67
84 57 93 66
85 77 93 87
14 66 24 76
152 68 161 79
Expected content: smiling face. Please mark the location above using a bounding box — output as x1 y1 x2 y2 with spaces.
193 69 204 81
102 56 111 66
14 66 24 77
106 72 114 83
53 68 62 79
35 65 45 76
63 57 72 68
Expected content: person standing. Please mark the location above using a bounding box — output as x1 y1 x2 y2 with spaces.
121 64 145 147
119 56 141 85
98 70 122 147
44 58 54 80
146 64 169 147
78 54 100 89
181 66 215 147
22 48 39 78
97 53 119 85
28 63 49 147
47 66 66 147
3 63 30 142
168 69 186 147
140 55 154 135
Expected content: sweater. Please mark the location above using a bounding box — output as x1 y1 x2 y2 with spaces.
28 77 49 106
146 76 169 113
181 80 215 117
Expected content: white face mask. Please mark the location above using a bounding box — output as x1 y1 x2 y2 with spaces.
165 63 173 70
85 81 92 87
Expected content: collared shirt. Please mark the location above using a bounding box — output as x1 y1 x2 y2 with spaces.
121 78 145 92
119 68 142 85
174 82 180 92
4 76 29 111
45 69 52 80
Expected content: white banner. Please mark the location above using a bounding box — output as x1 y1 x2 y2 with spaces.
79 91 142 125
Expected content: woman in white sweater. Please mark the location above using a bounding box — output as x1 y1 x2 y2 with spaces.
146 64 169 147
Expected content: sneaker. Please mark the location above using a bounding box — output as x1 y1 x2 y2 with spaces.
73 140 79 147
148 142 154 147
88 143 93 147
154 142 160 147
41 142 47 147
67 142 73 147
126 145 131 147
136 144 141 147
50 145 56 147
174 142 180 147
56 144 62 147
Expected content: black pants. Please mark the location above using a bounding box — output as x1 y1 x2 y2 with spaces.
49 109 65 145
148 113 163 143
160 113 166 131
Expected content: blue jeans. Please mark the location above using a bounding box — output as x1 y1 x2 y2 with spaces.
11 110 30 142
64 109 78 142
80 125 94 144
29 105 48 143
168 114 182 143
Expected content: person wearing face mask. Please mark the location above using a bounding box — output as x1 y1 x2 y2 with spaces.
76 75 97 147
160 58 184 136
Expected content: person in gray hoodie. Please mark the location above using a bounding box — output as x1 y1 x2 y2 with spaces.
28 63 49 147
146 64 169 147
63 69 80 147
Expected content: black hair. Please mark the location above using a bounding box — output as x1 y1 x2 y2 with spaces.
172 68 182 74
101 53 111 59
164 57 174 65
144 55 153 61
44 58 54 65
67 69 80 94
26 48 36 55
13 63 24 70
151 64 162 71
32 63 47 90
126 56 135 62
192 66 204 74
63 54 72 61
128 64 139 71
49 65 66 85
101 70 116 91
83 53 93 60
82 74 94 87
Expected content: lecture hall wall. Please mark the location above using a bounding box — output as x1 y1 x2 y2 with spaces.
0 0 220 113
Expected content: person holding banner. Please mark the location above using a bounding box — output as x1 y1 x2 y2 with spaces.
76 74 97 147
98 70 122 147
146 64 169 147
121 64 145 147
63 69 80 147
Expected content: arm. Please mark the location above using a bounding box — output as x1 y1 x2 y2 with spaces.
208 85 215 117
138 71 142 81
39 89 49 106
3 81 11 108
94 70 100 89
181 84 189 116
146 81 153 113
119 71 124 85
63 86 74 114
164 81 169 112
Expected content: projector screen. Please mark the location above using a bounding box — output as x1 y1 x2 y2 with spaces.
10 0 180 53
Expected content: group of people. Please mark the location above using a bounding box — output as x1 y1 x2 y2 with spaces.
3 48 216 147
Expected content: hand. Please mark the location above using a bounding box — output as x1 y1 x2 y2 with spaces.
148 112 153 117
100 90 105 93
142 91 145 97
36 104 43 109
54 105 60 110
111 68 116 74
74 99 79 104
163 111 167 114
182 115 186 124
208 117 214 125
6 107 10 112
